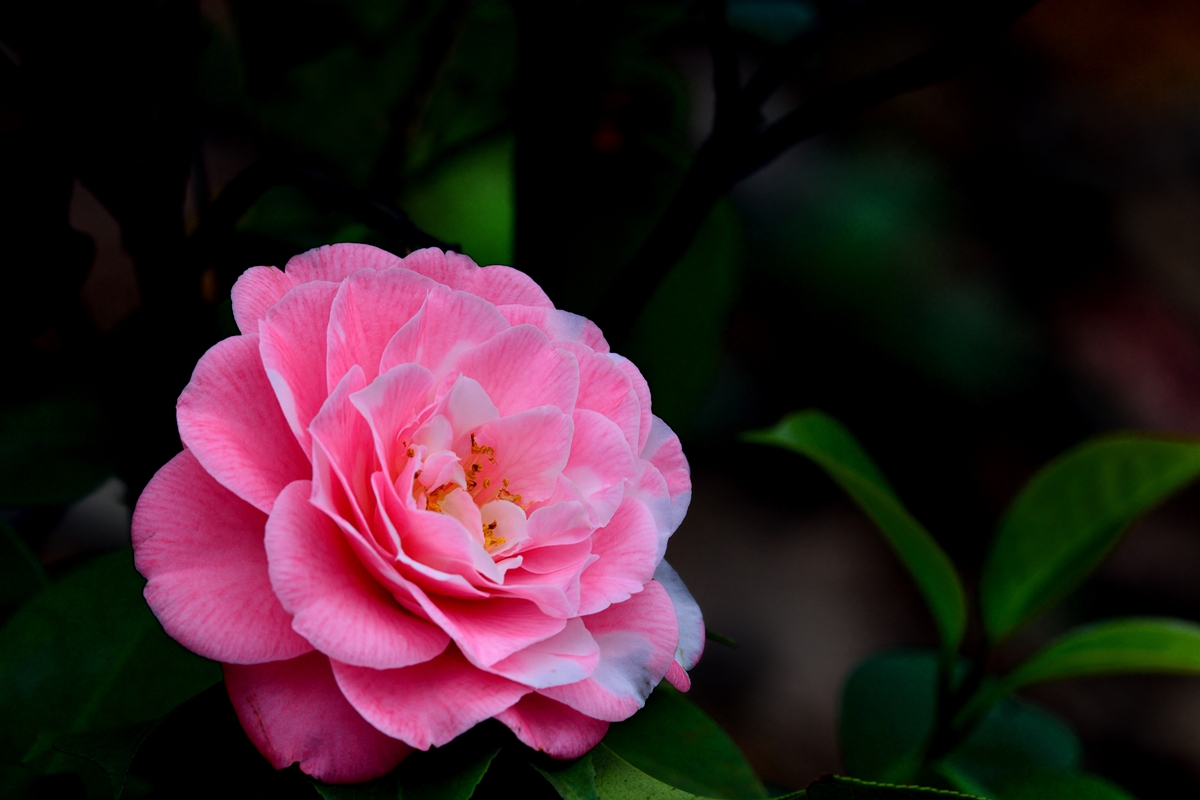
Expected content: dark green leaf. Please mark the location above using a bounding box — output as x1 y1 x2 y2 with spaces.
989 771 1135 800
603 683 766 799
981 435 1200 644
0 549 221 761
840 650 939 783
312 735 499 800
53 720 158 798
590 744 802 800
806 775 984 800
0 396 112 506
535 754 599 800
745 412 966 655
0 519 46 615
941 698 1080 795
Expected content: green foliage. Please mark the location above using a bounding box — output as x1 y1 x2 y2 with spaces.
589 745 796 800
985 772 1135 800
0 396 111 506
805 775 983 799
52 721 159 799
745 411 967 656
536 756 600 800
0 520 46 617
312 737 498 800
981 434 1200 644
603 683 766 799
0 549 220 765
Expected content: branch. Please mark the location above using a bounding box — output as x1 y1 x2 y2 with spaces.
595 0 1044 348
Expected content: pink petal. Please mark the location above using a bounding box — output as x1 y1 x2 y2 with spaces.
224 652 410 784
540 580 678 721
563 409 635 528
326 267 437 390
494 693 608 758
497 306 607 351
450 325 579 416
431 377 500 438
665 661 691 692
653 560 705 672
576 497 662 616
396 247 482 288
398 248 553 308
259 280 341 456
469 406 574 507
411 593 568 668
177 333 309 514
231 266 294 335
525 499 594 547
484 617 599 689
348 363 436 480
379 287 510 381
284 243 402 284
611 354 653 455
490 561 585 619
567 345 640 452
514 539 593 574
265 480 450 669
132 450 311 664
331 647 530 750
640 416 691 532
309 366 376 539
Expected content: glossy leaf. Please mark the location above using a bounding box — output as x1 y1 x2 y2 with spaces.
0 519 46 616
535 755 599 800
840 650 939 783
981 435 1200 644
590 745 802 800
603 683 766 799
0 396 111 506
745 411 966 655
53 720 158 799
0 549 221 761
990 771 1135 800
806 775 984 800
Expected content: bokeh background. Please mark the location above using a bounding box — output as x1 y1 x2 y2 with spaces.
5 0 1200 795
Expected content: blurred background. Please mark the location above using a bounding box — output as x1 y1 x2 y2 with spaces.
4 0 1200 795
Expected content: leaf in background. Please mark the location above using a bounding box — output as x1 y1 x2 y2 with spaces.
839 650 939 783
0 520 47 616
53 720 158 799
805 774 984 799
991 618 1200 701
0 549 221 761
745 411 967 656
535 754 599 800
981 435 1200 644
989 771 1135 800
590 744 803 800
0 396 112 506
940 697 1081 795
603 683 766 799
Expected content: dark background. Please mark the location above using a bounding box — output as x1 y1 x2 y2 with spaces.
4 0 1200 795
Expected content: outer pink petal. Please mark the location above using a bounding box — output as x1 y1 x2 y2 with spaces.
284 243 402 284
231 266 294 335
640 416 691 532
653 560 705 672
259 280 341 456
177 334 309 513
265 480 449 669
325 267 437 390
484 617 599 689
611 354 653 455
395 247 482 288
576 497 662 616
378 287 510 382
665 661 691 692
540 580 678 721
331 647 530 750
450 325 579 416
132 450 311 664
494 693 608 758
566 344 640 452
399 248 554 308
497 306 607 351
224 652 410 784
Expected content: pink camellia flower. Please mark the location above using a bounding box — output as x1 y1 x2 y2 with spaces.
131 244 703 783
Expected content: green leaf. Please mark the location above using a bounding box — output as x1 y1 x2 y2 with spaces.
535 755 599 800
0 520 47 616
53 720 158 798
981 434 1200 644
996 617 1200 698
590 745 802 800
603 683 766 799
312 736 499 800
840 650 940 783
805 775 984 799
745 412 966 656
989 771 1135 800
0 549 221 762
